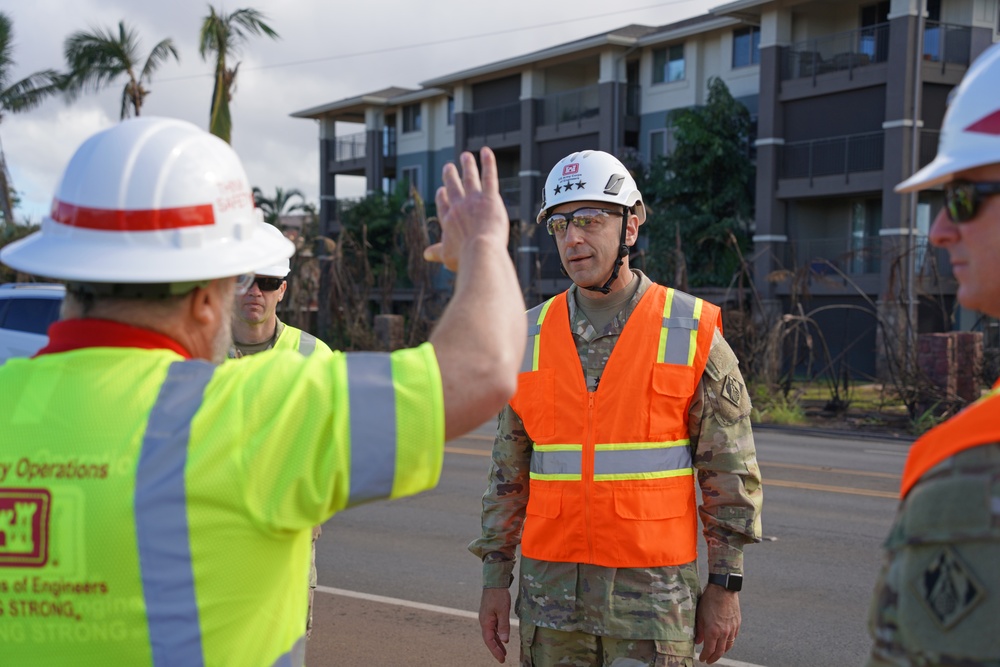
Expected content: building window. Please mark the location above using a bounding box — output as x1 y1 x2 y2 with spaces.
401 166 420 193
402 103 422 133
653 44 686 83
447 97 455 126
849 199 882 274
650 127 676 160
732 26 760 68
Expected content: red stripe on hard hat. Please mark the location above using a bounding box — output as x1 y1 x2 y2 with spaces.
965 109 1000 135
51 200 215 231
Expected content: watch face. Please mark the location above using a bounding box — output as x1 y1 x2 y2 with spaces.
709 573 743 591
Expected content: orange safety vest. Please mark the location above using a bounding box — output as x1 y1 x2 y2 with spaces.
511 284 721 568
900 382 1000 498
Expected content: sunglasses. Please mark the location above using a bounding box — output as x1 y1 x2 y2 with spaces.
251 276 285 292
543 207 623 236
943 180 1000 223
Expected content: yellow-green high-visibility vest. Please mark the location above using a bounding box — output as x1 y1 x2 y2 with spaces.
0 318 444 666
272 323 332 357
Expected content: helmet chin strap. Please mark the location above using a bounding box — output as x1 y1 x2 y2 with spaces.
581 210 630 295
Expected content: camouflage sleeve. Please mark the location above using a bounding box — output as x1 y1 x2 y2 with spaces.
689 329 763 575
468 403 532 589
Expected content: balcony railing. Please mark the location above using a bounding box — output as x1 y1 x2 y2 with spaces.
540 84 600 126
792 235 882 276
918 129 940 169
780 131 884 180
780 23 889 81
498 177 521 208
334 131 366 162
468 102 521 137
923 21 971 70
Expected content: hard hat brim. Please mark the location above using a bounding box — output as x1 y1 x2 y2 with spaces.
0 221 294 284
896 152 985 193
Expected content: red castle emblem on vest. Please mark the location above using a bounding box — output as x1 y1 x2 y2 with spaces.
0 489 51 567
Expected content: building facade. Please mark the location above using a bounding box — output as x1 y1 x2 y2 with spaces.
293 0 1000 378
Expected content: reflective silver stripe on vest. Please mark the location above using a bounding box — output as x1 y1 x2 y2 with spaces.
347 353 397 505
136 360 214 667
270 636 306 667
594 445 692 476
661 290 698 365
530 448 583 476
298 332 317 357
521 301 549 374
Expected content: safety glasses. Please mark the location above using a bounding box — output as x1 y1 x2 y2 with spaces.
943 180 1000 223
543 207 623 236
234 273 255 296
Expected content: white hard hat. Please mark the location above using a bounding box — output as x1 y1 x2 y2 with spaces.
537 150 646 225
897 41 1000 192
1 116 293 283
255 224 291 278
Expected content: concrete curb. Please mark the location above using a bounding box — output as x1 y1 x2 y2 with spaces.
752 422 915 445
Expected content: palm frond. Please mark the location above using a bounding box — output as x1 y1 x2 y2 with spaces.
63 20 176 118
229 8 279 43
140 39 179 82
0 12 15 86
0 70 62 114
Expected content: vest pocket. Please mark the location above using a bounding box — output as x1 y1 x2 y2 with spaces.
526 484 562 519
649 363 696 440
514 369 554 440
610 479 697 566
612 478 692 520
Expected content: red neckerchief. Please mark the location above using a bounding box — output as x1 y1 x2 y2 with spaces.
35 319 193 359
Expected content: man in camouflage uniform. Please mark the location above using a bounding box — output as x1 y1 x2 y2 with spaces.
866 42 1000 667
471 151 763 666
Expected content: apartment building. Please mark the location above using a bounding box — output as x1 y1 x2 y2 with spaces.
293 0 1000 378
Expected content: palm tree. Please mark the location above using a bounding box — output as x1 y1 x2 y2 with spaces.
63 21 179 119
0 12 62 227
252 186 309 227
199 6 279 144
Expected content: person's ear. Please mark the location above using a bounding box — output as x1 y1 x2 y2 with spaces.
625 212 640 246
188 279 230 327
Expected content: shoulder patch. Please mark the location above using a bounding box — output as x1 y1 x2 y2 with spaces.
704 333 739 382
913 546 984 630
721 375 744 408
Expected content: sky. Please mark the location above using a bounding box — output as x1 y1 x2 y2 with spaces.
3 0 720 223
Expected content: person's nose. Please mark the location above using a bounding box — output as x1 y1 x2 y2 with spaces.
563 223 586 246
928 207 958 249
246 281 263 296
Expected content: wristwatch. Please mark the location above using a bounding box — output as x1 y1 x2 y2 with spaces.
707 573 743 592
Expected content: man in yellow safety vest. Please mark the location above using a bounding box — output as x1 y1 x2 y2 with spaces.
228 221 333 639
0 116 525 666
229 222 331 360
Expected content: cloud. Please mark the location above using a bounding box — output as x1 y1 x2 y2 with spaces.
2 0 715 223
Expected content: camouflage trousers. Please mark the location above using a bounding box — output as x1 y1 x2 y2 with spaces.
866 444 1000 667
519 623 693 667
306 525 322 639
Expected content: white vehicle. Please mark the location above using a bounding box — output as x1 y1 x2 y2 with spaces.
0 283 65 363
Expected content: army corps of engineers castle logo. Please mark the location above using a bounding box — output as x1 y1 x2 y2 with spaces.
0 489 51 567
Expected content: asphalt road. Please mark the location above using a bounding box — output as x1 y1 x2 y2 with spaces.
304 423 909 667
